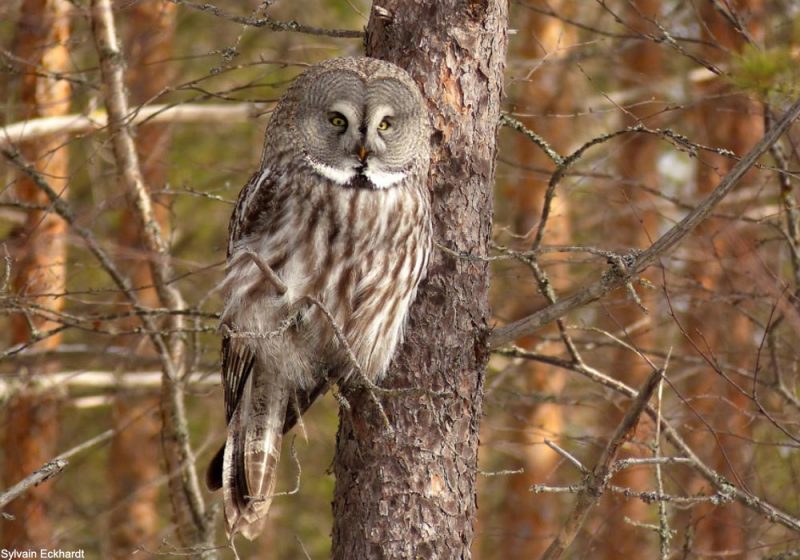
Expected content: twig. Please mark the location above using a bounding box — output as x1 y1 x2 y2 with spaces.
0 460 67 511
0 371 216 398
0 428 114 512
168 0 363 38
608 485 731 506
0 102 268 148
243 250 287 294
653 370 671 559
611 456 693 471
544 439 588 474
767 109 800 298
533 483 734 506
478 468 525 477
499 114 563 165
490 94 800 348
540 357 667 560
298 295 392 432
0 148 179 368
250 436 302 501
498 346 800 534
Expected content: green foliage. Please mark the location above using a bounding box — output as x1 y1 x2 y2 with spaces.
730 43 800 102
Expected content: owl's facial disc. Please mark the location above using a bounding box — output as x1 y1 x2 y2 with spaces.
305 104 408 190
298 72 421 190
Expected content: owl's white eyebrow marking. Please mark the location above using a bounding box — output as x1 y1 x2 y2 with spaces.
364 169 407 189
307 157 356 185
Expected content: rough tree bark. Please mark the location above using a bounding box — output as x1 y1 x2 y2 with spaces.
108 2 176 557
2 0 70 550
331 2 507 559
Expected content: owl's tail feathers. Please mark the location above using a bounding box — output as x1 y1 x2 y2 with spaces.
206 376 328 492
222 370 290 540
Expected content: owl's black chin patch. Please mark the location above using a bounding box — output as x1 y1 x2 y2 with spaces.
349 172 375 190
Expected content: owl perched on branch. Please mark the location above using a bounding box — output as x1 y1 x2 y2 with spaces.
206 57 432 539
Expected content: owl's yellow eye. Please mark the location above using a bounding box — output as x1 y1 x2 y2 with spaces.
329 113 347 128
377 119 391 131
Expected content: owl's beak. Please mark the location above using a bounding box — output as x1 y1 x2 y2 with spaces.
356 145 370 163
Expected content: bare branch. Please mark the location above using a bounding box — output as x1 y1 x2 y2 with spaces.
499 346 800 533
0 460 67 512
0 103 267 148
0 371 216 399
0 428 114 512
89 0 212 552
167 0 363 38
540 357 666 560
490 95 800 348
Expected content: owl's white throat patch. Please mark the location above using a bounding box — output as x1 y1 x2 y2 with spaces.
363 168 407 189
308 158 356 185
307 156 407 189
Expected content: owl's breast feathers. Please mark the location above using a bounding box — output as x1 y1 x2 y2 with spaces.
223 165 430 383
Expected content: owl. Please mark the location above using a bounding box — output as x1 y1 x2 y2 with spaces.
205 57 432 539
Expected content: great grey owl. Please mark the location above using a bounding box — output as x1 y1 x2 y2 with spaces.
206 56 432 539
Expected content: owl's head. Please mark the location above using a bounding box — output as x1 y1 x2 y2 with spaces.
280 57 430 190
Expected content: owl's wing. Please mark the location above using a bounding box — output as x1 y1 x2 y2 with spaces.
222 167 278 420
207 168 278 491
227 167 277 257
221 339 255 423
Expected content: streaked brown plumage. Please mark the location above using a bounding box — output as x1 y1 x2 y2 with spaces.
206 57 432 539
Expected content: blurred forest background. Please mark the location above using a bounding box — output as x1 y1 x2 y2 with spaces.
1 0 800 558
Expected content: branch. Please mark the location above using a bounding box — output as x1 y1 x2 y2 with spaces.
0 460 67 512
540 359 665 560
0 103 267 148
490 95 800 348
0 371 217 399
499 347 800 534
168 0 363 38
89 0 213 552
0 428 114 511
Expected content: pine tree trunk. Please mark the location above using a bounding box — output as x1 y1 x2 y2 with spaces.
331 2 507 558
108 3 176 557
2 0 71 550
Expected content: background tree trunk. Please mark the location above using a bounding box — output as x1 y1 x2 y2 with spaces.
2 0 70 550
108 2 176 557
331 2 508 559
